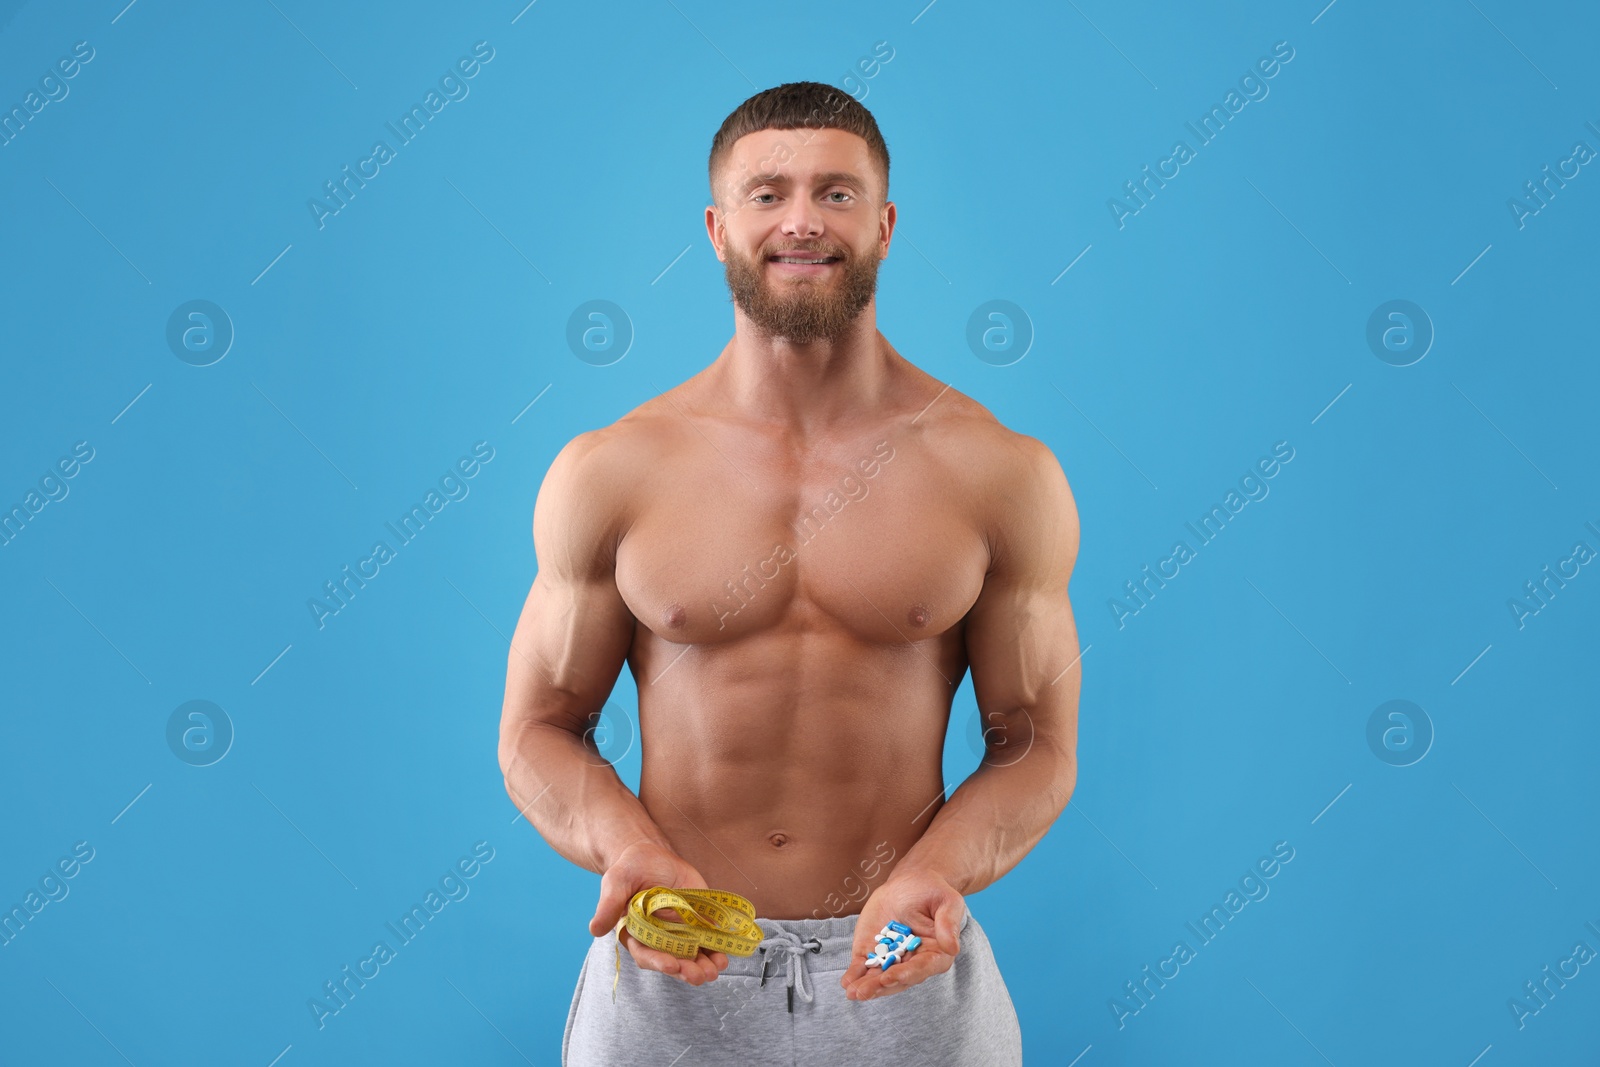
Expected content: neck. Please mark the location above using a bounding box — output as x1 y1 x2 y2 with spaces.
715 305 893 434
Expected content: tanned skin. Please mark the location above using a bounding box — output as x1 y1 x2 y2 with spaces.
498 124 1080 1003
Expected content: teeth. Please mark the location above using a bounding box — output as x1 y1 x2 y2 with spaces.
774 257 831 264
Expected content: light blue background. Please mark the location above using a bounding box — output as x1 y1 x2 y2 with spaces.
2 1 1597 1064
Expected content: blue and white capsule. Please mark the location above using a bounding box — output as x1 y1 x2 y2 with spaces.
863 920 924 969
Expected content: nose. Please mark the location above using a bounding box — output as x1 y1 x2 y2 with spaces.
779 197 824 240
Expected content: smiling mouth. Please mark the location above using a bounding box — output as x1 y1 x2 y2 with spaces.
769 254 841 265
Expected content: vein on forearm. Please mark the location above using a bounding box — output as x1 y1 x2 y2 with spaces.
900 731 1077 895
502 720 671 875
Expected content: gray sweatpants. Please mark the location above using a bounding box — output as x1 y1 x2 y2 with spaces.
562 905 1022 1066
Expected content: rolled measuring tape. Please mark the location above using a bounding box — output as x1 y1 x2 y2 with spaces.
611 886 765 1000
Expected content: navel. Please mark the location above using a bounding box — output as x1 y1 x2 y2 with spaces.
767 831 791 849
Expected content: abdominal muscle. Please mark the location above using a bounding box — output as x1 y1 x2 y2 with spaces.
631 631 963 919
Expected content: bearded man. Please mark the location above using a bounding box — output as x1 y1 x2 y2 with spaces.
498 80 1081 1066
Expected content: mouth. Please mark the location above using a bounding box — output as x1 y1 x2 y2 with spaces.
768 253 841 274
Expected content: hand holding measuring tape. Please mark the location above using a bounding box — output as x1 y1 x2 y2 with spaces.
590 840 734 987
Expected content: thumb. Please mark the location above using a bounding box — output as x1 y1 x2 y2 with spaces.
934 896 964 955
589 875 632 937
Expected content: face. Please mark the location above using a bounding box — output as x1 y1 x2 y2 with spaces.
706 127 894 344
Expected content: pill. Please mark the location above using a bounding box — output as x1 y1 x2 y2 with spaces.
888 921 912 936
902 936 922 953
881 955 897 970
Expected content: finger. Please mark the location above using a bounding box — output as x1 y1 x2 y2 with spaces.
589 877 631 937
621 931 685 977
619 927 728 986
934 902 962 956
849 951 953 1000
843 958 901 999
663 947 722 986
844 968 892 1000
840 940 881 987
689 952 722 984
673 951 715 986
844 922 882 984
883 950 953 993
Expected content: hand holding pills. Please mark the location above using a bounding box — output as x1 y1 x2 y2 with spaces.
864 920 923 969
841 867 965 1002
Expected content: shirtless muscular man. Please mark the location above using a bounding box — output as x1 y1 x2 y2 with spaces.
499 81 1081 1066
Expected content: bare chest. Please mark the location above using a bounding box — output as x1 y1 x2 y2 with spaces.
614 437 989 645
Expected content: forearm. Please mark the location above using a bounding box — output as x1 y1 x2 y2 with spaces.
500 719 674 875
896 733 1077 895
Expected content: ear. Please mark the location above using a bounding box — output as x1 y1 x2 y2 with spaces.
704 204 725 262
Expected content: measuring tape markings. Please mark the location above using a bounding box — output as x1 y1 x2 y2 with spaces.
611 886 765 1001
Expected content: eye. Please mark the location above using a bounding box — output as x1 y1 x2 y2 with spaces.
826 191 852 203
752 192 777 204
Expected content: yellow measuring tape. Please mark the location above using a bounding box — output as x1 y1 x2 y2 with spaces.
611 887 765 1000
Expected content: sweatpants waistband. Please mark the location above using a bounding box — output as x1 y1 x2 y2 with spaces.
713 907 971 977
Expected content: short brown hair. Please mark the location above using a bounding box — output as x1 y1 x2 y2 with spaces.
707 81 890 205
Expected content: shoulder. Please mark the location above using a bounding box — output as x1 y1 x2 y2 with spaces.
543 381 699 489
907 380 1072 504
906 380 1077 574
534 405 681 572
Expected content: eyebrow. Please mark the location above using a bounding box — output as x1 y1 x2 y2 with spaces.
737 170 868 196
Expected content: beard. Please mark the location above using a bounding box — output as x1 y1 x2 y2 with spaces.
723 238 880 344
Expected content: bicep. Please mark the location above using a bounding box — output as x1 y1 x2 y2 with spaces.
499 434 637 750
502 568 636 738
962 439 1081 753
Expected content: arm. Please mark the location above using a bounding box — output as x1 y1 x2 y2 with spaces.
498 430 726 983
843 434 1080 1000
498 429 667 873
897 434 1081 891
